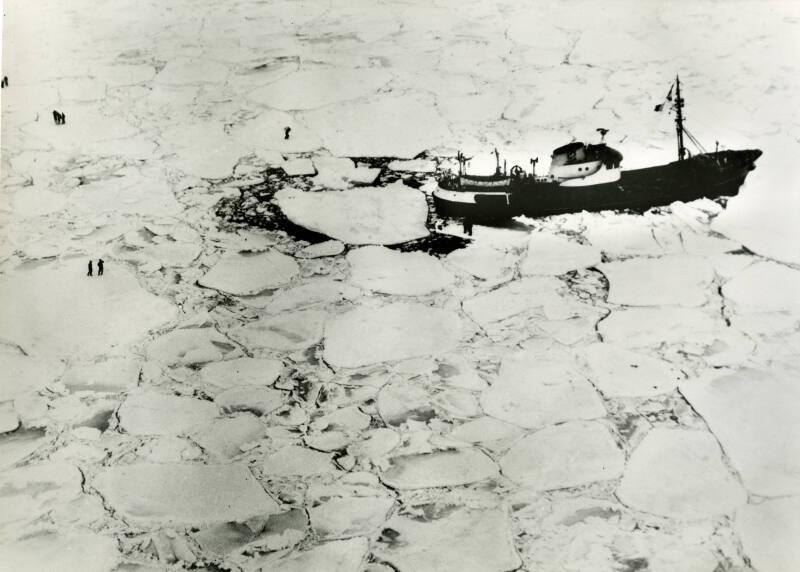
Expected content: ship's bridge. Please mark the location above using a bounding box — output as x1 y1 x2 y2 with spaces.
549 142 623 182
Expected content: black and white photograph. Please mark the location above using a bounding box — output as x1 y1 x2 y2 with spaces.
0 0 798 570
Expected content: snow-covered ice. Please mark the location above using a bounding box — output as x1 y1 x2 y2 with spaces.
736 497 800 572
309 495 394 540
198 357 284 391
198 249 299 296
0 262 176 360
281 157 316 177
296 240 345 258
680 368 800 496
381 448 499 489
481 354 606 429
94 463 280 526
324 303 464 368
230 309 325 351
373 506 521 572
600 255 715 307
500 421 625 490
617 428 747 519
0 533 119 572
583 342 683 397
275 184 429 245
117 392 219 436
347 246 455 296
520 232 601 276
262 446 335 478
147 327 239 367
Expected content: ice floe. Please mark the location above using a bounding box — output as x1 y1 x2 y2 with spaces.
0 403 20 434
617 428 746 519
199 250 299 296
520 232 601 276
155 58 229 86
313 156 382 189
68 169 182 216
450 416 525 452
381 448 499 489
378 381 437 427
481 353 606 429
299 92 452 158
248 68 392 110
444 243 518 285
347 246 455 296
0 351 64 401
117 392 219 435
373 506 521 572
598 307 720 349
191 414 266 459
600 255 715 307
722 261 800 313
680 368 800 497
263 446 335 478
0 533 119 572
463 277 563 327
0 430 48 470
215 386 287 416
230 309 325 351
583 342 683 397
94 463 279 526
12 187 68 218
193 508 308 557
147 327 239 367
500 421 625 490
60 357 142 393
309 494 394 539
198 357 284 392
0 262 176 360
0 462 83 527
324 303 464 368
275 183 429 245
515 496 719 572
251 537 368 572
296 240 345 259
281 157 317 176
736 497 800 572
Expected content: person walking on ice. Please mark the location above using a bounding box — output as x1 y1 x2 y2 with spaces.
87 260 93 277
98 259 104 276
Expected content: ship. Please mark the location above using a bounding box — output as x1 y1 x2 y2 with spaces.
433 76 762 221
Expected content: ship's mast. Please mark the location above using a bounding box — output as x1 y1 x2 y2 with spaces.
675 75 686 161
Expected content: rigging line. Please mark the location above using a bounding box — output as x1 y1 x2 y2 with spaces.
683 126 707 154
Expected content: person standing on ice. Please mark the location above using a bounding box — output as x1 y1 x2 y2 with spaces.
284 126 291 140
463 218 473 236
53 110 60 125
97 259 104 276
87 260 93 277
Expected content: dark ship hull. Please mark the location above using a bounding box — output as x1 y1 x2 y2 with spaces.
433 149 762 221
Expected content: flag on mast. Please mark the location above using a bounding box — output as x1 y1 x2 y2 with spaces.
654 83 675 112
